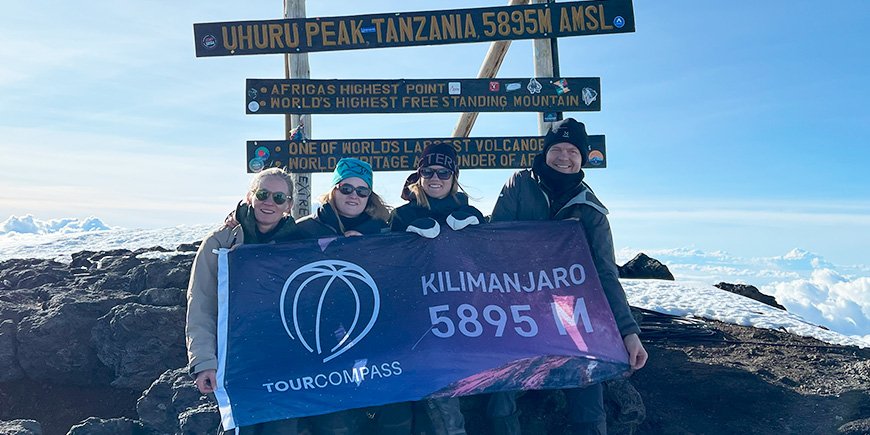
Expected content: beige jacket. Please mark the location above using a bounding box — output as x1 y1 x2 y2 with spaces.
185 225 244 376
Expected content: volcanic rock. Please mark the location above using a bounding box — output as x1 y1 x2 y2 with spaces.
178 403 221 435
0 320 25 382
16 290 137 385
137 368 213 435
66 417 143 435
618 253 674 280
138 287 185 307
92 303 187 390
714 282 786 310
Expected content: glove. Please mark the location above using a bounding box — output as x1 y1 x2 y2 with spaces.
406 218 441 239
446 208 480 231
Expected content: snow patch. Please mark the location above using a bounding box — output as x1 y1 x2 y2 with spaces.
623 279 869 348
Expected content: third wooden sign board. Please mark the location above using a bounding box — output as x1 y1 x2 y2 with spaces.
246 136 607 173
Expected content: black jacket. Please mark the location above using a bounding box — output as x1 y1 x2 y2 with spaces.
296 203 388 238
235 201 303 245
389 192 485 232
491 169 640 337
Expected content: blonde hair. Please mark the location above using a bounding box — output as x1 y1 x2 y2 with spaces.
408 174 461 209
318 188 391 233
249 168 294 196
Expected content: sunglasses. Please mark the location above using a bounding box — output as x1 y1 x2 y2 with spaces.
254 189 290 205
335 183 371 198
418 167 453 180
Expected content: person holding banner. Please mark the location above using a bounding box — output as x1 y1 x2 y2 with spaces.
293 157 390 433
390 142 485 238
295 157 390 238
375 143 484 435
486 118 648 435
186 167 304 434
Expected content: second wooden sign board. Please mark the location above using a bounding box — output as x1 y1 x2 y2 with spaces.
246 77 601 114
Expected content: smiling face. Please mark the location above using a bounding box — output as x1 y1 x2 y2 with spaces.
246 175 292 231
419 165 454 200
545 142 583 174
333 176 370 218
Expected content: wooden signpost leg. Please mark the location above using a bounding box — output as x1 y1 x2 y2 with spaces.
452 0 530 138
285 0 312 219
533 0 556 135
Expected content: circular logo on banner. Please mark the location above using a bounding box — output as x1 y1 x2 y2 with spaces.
202 35 216 49
254 146 270 160
248 101 260 112
248 158 265 172
280 260 381 363
613 16 626 29
588 151 605 166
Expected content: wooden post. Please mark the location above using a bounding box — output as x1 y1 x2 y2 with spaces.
533 0 556 135
285 0 312 219
452 0 530 138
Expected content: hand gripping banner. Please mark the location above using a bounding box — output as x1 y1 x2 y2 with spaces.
214 221 629 429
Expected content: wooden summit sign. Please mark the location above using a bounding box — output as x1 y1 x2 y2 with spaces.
194 0 635 57
246 77 600 114
245 136 607 173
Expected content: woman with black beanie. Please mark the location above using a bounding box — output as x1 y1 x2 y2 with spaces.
390 142 485 238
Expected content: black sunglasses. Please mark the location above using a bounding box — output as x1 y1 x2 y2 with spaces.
418 167 453 180
336 183 371 198
254 189 290 205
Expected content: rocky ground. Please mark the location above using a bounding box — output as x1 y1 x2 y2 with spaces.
0 249 867 435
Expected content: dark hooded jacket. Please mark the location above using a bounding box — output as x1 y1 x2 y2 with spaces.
491 157 639 337
389 192 485 232
296 203 388 238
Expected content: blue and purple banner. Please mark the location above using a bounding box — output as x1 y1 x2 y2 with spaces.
214 221 629 429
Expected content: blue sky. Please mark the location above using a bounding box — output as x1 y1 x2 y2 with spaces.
1 1 868 266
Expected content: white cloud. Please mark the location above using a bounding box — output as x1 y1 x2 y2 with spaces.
0 215 110 235
766 270 870 339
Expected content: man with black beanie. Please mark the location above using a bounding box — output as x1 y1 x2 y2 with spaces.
486 118 648 435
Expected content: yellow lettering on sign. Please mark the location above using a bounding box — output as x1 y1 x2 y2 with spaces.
538 8 552 33
585 6 600 31
239 25 255 50
440 14 457 40
511 10 524 36
253 24 268 49
284 23 300 48
221 26 236 51
305 22 320 47
336 21 350 45
398 17 413 42
464 13 478 38
482 12 496 37
385 18 399 43
371 18 385 43
559 7 572 32
429 16 442 41
414 16 427 42
268 24 283 48
320 21 336 47
599 5 614 30
350 19 364 44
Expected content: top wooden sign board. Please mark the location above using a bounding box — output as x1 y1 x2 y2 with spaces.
194 0 635 56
